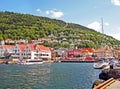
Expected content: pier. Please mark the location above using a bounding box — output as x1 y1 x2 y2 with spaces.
93 68 120 89
58 60 95 63
93 78 120 89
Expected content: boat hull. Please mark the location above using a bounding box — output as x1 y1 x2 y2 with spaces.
18 59 43 65
93 62 109 69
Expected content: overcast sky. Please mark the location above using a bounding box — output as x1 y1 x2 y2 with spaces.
1 0 120 40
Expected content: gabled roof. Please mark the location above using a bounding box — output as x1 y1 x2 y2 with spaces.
38 45 51 52
2 45 14 50
28 44 36 51
2 44 51 52
17 44 27 51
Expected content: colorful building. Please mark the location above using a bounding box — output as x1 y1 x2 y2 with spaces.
61 47 93 61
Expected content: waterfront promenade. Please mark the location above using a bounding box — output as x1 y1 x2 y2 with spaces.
60 60 95 63
93 78 120 89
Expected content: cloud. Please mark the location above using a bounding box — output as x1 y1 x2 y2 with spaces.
87 21 110 32
87 21 101 31
87 21 119 41
46 11 50 15
45 10 64 18
36 8 41 13
111 0 120 6
108 33 120 40
111 27 120 40
104 22 110 26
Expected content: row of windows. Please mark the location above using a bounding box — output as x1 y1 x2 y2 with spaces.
35 54 49 56
12 53 49 57
22 53 31 55
21 53 49 56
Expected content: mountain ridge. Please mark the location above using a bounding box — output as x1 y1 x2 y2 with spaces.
0 11 119 48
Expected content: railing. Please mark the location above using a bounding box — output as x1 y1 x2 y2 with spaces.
93 78 115 89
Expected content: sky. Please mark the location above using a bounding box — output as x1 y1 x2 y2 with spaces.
0 0 120 41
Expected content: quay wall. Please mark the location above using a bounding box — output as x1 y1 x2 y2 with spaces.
57 60 95 63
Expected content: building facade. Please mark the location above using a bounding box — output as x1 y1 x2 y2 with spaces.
0 45 14 57
0 44 51 61
93 45 114 59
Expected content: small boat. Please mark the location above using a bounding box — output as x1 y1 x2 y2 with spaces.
109 60 120 69
18 59 43 65
93 58 109 69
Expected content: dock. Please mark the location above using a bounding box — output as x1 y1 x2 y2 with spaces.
60 60 95 63
93 78 120 89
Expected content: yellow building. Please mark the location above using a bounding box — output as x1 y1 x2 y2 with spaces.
114 50 120 59
94 45 114 59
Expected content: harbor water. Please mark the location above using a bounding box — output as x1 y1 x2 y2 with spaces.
0 63 101 89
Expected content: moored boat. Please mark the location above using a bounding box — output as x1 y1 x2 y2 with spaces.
18 59 43 65
93 58 109 69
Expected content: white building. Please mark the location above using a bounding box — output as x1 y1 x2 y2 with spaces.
0 44 51 61
14 44 51 61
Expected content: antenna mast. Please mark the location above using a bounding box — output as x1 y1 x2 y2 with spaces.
101 18 104 34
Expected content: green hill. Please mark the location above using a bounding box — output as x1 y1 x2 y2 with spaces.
0 11 119 48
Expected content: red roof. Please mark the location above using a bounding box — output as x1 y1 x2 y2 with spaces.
27 44 51 52
2 45 14 50
38 45 51 52
17 44 27 51
81 48 93 52
28 44 36 51
2 44 51 52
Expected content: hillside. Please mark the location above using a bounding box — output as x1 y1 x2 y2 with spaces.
0 11 119 48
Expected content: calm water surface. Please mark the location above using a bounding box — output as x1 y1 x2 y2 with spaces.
0 63 101 89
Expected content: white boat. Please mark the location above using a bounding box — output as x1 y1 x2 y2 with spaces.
18 59 43 65
109 60 120 69
93 58 109 69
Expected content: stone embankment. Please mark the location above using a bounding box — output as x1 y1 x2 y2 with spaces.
0 59 6 64
0 59 16 64
93 68 120 89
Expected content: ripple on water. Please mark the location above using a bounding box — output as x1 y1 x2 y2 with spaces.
0 63 101 89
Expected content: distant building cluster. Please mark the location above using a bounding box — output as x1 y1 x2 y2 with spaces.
0 43 51 62
55 45 120 61
0 39 120 62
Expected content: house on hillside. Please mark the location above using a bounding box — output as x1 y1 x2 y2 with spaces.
38 37 52 44
5 39 15 44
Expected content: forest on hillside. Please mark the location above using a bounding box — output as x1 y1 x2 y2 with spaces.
0 11 119 49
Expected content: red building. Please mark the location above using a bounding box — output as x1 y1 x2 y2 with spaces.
62 48 93 61
68 49 82 57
